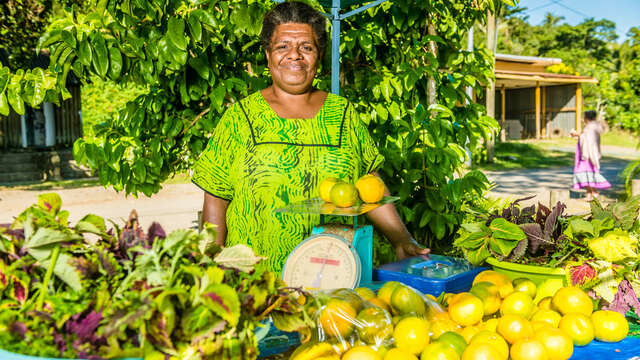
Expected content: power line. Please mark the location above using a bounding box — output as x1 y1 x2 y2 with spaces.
522 1 557 14
550 0 590 18
521 0 590 19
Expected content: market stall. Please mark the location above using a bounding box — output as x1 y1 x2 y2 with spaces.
2 186 639 359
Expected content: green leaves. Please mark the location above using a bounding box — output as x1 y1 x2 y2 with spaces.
213 244 265 273
453 218 525 265
90 33 109 77
167 18 187 51
201 284 241 327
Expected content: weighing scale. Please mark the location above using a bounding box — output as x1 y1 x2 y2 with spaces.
276 197 398 290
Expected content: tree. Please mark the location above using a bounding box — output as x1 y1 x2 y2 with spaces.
1 0 513 249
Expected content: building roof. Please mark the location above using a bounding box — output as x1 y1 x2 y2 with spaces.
495 54 597 88
495 53 562 66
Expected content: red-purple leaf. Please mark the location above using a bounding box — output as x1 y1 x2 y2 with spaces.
603 279 640 317
568 263 597 286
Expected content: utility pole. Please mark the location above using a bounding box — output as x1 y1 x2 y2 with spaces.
485 10 496 163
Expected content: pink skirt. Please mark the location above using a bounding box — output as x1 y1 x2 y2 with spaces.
572 143 610 190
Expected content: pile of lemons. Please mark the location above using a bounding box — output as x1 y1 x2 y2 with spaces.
319 175 385 208
290 271 629 360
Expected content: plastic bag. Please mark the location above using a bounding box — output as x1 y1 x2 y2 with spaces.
290 281 452 359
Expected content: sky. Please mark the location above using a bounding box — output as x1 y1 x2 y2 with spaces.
517 0 640 42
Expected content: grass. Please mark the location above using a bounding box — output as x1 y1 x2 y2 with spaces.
477 142 575 171
522 128 639 150
477 129 639 171
477 142 574 170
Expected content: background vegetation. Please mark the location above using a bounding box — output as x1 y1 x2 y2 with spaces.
494 7 640 132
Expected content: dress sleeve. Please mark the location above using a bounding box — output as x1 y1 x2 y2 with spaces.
191 105 240 200
346 103 385 175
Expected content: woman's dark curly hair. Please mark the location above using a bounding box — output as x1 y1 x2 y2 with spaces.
260 1 328 55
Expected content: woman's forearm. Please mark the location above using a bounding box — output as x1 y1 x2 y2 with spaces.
202 193 229 247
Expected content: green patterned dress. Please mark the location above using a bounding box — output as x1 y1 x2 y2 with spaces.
192 91 384 273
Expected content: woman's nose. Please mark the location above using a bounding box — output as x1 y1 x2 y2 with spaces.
286 46 303 59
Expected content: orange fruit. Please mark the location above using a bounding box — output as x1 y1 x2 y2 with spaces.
531 321 552 331
510 338 549 360
468 331 509 360
377 345 391 359
496 314 533 344
438 331 468 357
420 341 460 360
290 341 338 360
319 299 357 338
481 318 499 333
369 298 392 312
461 341 505 360
537 297 553 310
329 340 351 355
500 291 535 319
591 310 628 343
356 287 376 300
385 347 419 360
391 285 426 316
530 309 562 328
330 182 358 208
393 316 431 355
430 319 459 340
513 278 537 299
331 288 364 313
378 281 402 306
470 282 501 316
473 271 514 299
558 313 594 346
356 307 393 345
427 307 452 322
551 287 593 316
533 327 573 360
448 293 484 326
457 325 481 344
355 174 386 203
343 345 382 360
319 177 342 202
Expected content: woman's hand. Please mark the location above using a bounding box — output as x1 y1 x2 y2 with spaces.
395 238 430 260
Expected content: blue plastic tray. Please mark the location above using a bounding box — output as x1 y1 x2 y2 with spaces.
571 337 640 359
373 254 488 297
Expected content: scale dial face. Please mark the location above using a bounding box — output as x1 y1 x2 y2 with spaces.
282 234 361 290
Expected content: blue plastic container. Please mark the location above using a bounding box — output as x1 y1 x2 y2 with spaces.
256 319 301 358
373 254 488 297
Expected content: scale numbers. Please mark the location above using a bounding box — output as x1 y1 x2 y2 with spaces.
282 234 361 290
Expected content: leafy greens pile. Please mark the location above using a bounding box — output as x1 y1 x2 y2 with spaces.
454 195 640 317
0 193 305 359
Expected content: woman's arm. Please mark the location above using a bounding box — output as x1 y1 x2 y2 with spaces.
202 193 229 247
365 173 430 260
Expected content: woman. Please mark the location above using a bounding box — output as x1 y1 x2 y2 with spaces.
571 110 610 201
192 1 428 273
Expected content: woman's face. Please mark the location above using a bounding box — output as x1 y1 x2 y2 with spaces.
266 23 320 95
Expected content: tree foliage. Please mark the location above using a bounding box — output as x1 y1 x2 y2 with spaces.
495 7 640 131
1 0 513 248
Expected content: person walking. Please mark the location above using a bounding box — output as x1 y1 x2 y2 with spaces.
570 110 611 201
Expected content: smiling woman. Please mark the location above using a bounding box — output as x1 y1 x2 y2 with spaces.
191 1 428 274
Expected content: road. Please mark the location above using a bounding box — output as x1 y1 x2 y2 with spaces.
1 145 636 230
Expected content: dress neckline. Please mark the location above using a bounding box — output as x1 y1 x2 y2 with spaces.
257 90 331 120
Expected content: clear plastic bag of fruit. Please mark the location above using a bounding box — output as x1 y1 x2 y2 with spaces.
290 282 450 359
